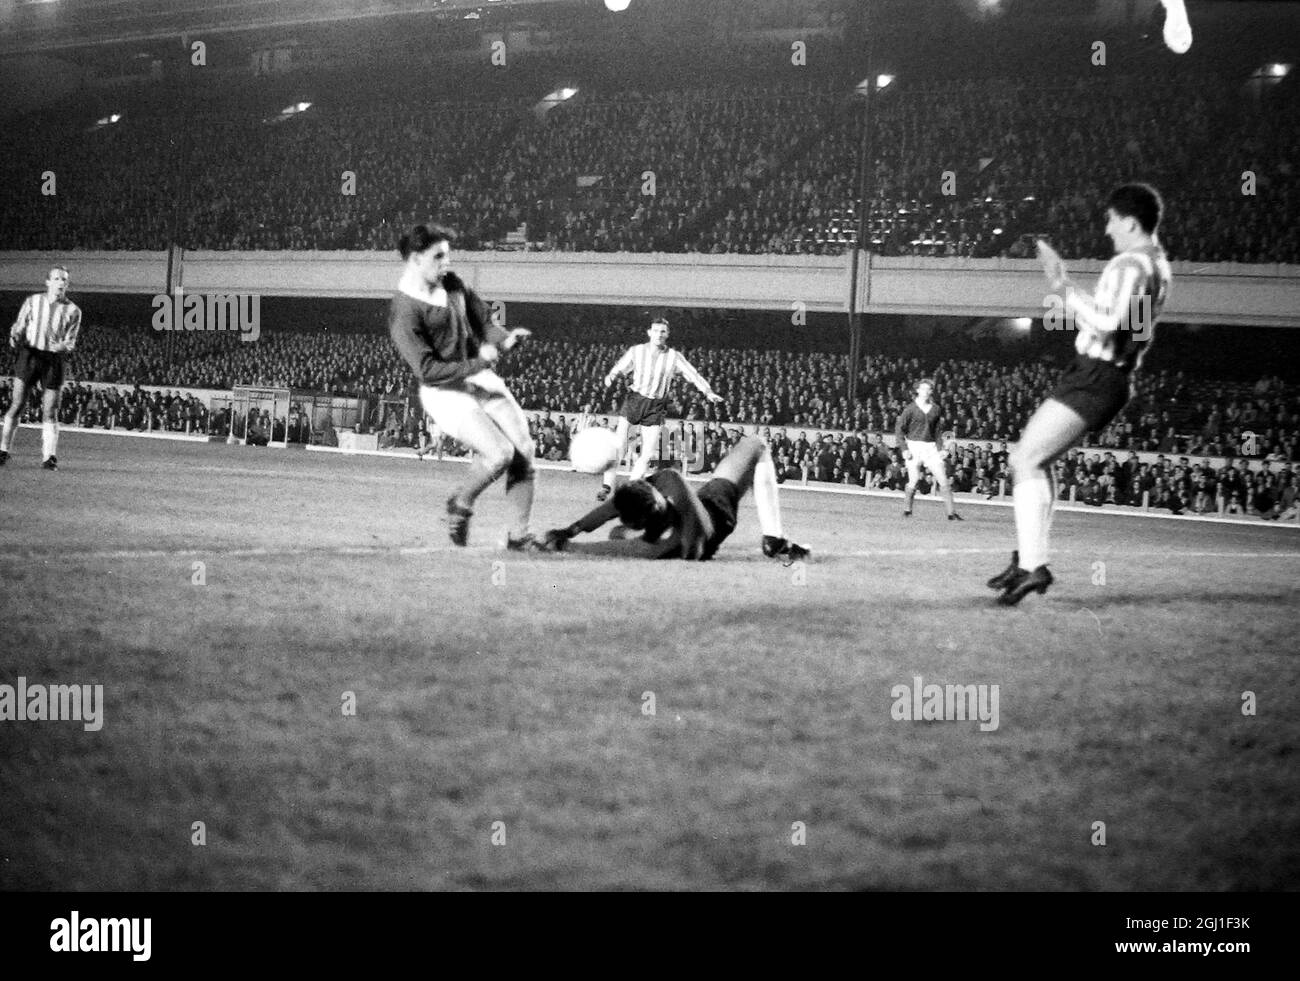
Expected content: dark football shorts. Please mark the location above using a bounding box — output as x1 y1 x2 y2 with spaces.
13 346 65 390
696 477 741 560
1050 354 1132 433
622 391 670 427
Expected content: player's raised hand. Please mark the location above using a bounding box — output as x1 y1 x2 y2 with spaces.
478 342 500 364
1036 239 1067 290
706 392 723 404
501 327 532 352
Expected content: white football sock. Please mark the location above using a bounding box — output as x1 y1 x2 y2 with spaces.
1012 467 1052 570
42 421 57 459
753 453 783 539
630 425 661 480
0 416 14 453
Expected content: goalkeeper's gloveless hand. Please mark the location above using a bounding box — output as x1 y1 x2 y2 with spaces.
542 527 575 551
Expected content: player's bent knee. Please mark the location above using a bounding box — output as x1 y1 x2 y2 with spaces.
507 448 535 483
1009 451 1044 477
480 446 513 475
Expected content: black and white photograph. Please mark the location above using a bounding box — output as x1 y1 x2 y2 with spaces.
0 0 1295 942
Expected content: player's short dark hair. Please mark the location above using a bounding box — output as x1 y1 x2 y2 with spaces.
917 377 934 389
398 223 455 260
1107 183 1163 235
613 480 658 530
649 316 669 328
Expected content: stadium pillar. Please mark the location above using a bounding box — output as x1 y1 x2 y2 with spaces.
164 33 197 372
846 7 874 413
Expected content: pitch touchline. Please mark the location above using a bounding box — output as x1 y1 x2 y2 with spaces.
826 549 1300 559
8 545 497 561
7 545 1299 562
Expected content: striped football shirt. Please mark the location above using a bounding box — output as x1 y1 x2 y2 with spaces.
606 343 714 400
12 293 82 353
1065 243 1170 373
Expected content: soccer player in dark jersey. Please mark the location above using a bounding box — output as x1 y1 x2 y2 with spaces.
1 265 81 470
990 183 1172 605
544 435 809 563
388 223 540 549
894 378 962 520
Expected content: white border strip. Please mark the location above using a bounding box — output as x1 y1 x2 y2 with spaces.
18 422 210 443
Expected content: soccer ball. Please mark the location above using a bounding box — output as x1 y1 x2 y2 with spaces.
569 427 621 474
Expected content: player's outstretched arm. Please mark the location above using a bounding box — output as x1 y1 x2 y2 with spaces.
675 353 722 403
10 297 31 348
894 408 912 458
546 501 621 548
1064 256 1148 335
604 348 634 387
500 327 531 352
651 470 714 560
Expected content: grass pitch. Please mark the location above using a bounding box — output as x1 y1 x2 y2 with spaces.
1 431 1297 890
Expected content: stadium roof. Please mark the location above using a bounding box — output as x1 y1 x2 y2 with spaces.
0 0 580 54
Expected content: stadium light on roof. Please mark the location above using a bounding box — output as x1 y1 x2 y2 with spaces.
1267 63 1291 78
88 111 124 133
856 75 894 96
539 86 578 105
263 102 312 125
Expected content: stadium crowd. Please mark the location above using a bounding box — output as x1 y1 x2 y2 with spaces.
2 314 1296 519
1 71 1296 262
17 316 1296 464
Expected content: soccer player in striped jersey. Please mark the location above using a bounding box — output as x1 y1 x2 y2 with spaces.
596 316 723 501
2 266 81 470
895 378 962 521
388 223 540 549
544 435 809 564
990 183 1172 605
